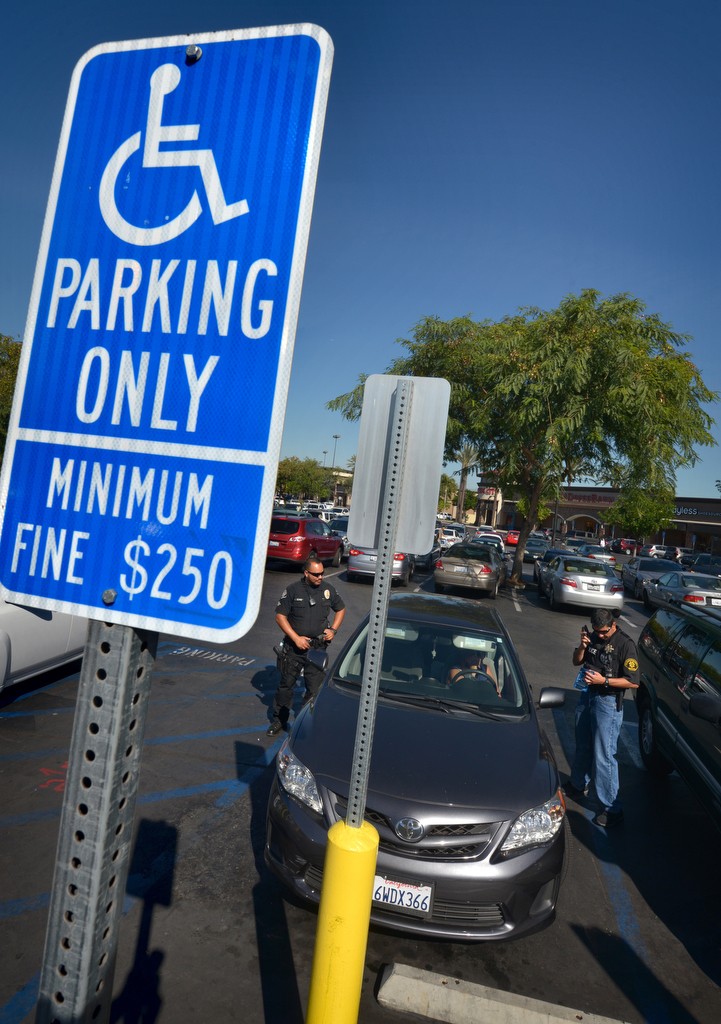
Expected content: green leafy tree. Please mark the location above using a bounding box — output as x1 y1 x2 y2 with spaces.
0 334 21 465
328 290 717 583
275 457 330 502
605 486 676 542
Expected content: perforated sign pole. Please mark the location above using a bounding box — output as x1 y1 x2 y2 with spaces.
346 379 413 827
36 621 156 1024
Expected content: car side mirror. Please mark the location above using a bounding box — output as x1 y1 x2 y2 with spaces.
689 693 721 728
306 648 329 674
537 687 565 709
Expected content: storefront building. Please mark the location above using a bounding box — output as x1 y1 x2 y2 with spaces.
499 486 721 554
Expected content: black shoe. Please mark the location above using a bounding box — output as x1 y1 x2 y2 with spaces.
593 809 624 828
564 780 586 801
266 720 284 736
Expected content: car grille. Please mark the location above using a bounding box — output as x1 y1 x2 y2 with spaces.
303 864 504 926
332 795 500 860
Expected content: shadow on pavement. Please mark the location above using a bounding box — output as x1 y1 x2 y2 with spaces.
111 819 178 1024
238 738 305 1024
571 925 703 1024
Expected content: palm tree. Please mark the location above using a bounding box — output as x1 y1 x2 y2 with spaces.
453 441 480 523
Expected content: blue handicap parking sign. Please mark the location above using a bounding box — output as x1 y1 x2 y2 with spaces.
0 25 333 641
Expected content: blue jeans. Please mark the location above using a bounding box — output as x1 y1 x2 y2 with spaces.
570 691 624 812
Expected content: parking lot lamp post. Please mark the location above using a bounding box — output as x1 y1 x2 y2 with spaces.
332 434 340 467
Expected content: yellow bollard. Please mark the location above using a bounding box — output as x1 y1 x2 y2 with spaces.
305 819 379 1024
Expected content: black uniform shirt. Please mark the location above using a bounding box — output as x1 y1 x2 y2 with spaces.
276 576 345 643
584 628 640 690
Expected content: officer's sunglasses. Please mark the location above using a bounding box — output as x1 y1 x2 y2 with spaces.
306 569 324 577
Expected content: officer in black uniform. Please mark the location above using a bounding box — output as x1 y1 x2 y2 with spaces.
266 556 346 735
566 607 639 827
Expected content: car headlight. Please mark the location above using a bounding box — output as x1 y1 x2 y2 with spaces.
500 791 565 852
276 739 323 814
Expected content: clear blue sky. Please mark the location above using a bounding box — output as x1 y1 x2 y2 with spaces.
4 0 720 497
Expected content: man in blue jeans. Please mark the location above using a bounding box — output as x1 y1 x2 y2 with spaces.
565 608 640 827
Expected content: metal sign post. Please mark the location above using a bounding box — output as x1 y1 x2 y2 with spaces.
307 375 449 1024
346 378 413 827
36 620 156 1024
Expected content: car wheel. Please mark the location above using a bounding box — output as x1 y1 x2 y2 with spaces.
642 588 652 610
309 549 318 562
331 546 341 568
634 580 642 600
548 586 558 610
489 579 498 599
435 582 445 593
638 696 674 776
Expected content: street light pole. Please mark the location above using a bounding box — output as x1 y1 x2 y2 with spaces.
331 435 340 504
323 450 328 466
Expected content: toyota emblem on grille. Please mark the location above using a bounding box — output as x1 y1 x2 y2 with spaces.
394 817 425 842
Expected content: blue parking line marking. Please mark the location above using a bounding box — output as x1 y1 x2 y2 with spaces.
0 975 38 1024
0 731 281 830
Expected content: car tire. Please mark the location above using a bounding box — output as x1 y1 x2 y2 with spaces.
435 582 445 594
642 588 652 610
638 695 674 776
331 546 341 568
489 580 498 600
548 586 558 610
634 580 642 600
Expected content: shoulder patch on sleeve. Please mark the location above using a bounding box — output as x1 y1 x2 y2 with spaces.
624 657 638 672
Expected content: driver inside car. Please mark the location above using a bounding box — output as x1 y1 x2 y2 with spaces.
447 649 500 694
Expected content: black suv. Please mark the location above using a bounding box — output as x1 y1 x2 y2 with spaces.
636 604 721 830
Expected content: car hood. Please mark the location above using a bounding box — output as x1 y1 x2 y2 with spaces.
290 682 557 817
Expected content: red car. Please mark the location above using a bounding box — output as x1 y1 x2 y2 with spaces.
505 530 520 546
267 515 342 567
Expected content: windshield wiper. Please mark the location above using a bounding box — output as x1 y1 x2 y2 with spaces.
380 690 511 720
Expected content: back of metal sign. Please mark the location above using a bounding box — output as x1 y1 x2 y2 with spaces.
347 376 450 554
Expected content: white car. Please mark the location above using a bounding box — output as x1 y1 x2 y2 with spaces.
0 602 86 693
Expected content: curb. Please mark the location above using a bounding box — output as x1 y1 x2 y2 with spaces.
377 963 631 1024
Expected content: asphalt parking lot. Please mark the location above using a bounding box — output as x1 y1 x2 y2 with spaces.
1 560 720 1024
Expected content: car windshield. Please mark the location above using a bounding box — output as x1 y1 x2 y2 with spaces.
334 618 528 713
639 558 678 573
330 518 349 530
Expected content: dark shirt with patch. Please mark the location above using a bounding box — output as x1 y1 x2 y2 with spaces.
584 628 640 692
276 577 345 646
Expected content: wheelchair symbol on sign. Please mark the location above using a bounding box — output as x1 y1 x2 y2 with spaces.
99 63 249 246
